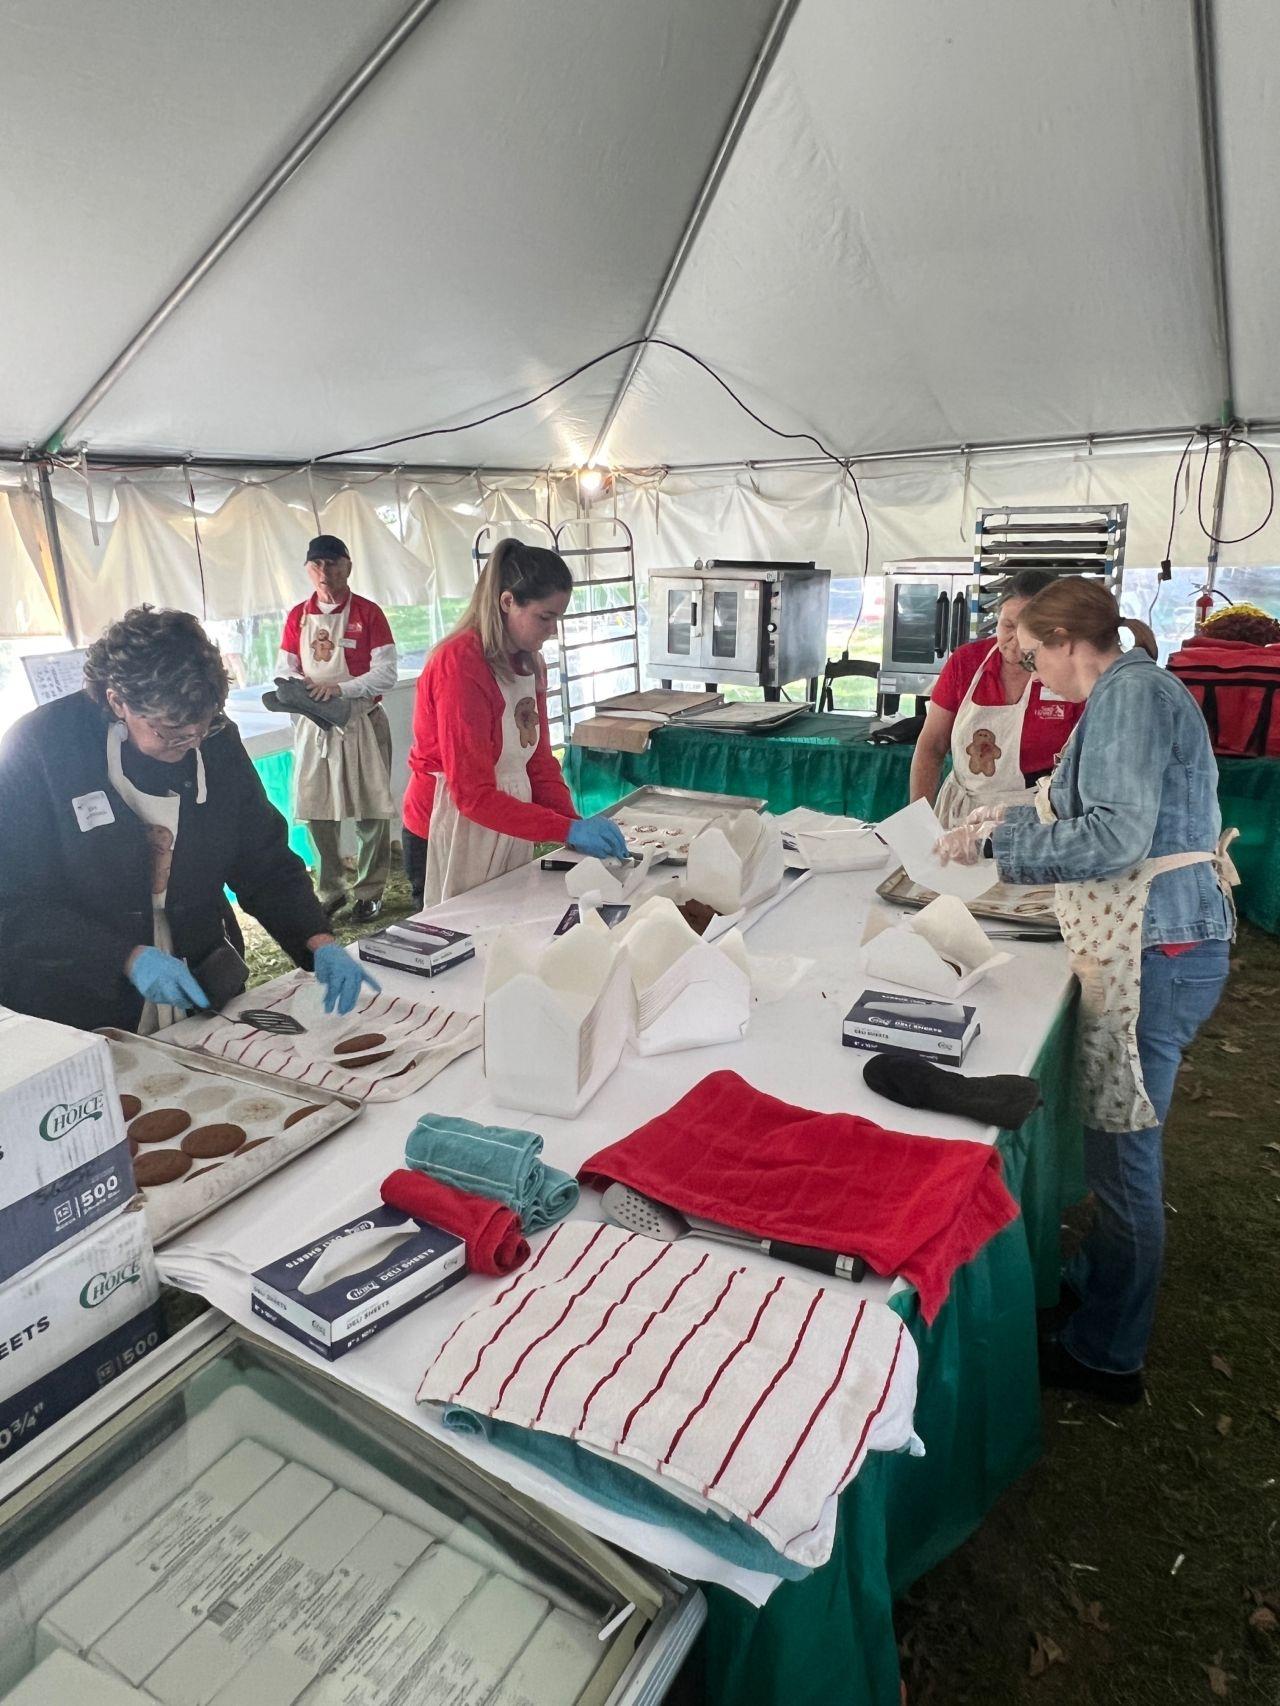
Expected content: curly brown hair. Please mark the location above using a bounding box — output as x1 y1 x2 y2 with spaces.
82 606 230 724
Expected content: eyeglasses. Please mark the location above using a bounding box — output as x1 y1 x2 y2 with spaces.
1018 646 1040 674
138 712 227 750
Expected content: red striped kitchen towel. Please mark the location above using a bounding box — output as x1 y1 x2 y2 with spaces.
580 1070 1019 1322
416 1221 917 1569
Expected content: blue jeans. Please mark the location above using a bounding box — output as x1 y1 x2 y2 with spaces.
1060 939 1230 1375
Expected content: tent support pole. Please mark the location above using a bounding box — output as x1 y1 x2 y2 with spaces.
1191 0 1234 422
587 0 803 464
1205 426 1232 594
36 465 77 644
40 0 449 457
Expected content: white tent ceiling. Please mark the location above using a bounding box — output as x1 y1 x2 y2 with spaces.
1 0 1276 470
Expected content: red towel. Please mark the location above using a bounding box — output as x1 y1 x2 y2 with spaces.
580 1071 1018 1322
380 1169 530 1277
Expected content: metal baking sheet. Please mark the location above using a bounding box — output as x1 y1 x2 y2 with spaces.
604 785 767 817
102 1029 361 1246
680 702 813 732
875 865 1062 935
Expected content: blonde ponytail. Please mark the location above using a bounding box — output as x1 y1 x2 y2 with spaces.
445 537 573 676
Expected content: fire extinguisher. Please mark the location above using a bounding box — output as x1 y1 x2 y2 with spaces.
1194 586 1214 632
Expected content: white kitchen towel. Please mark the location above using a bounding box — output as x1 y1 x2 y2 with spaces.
417 1222 919 1569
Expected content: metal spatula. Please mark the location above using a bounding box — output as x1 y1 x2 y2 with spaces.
238 1009 307 1035
602 1184 865 1282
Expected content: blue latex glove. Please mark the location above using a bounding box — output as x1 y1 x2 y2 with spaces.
313 943 381 1016
566 815 630 862
127 947 209 1011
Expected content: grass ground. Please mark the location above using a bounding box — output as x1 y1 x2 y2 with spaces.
237 876 1280 1705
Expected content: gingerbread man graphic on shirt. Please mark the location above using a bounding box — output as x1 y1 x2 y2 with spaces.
310 627 335 664
514 697 539 749
966 727 1001 777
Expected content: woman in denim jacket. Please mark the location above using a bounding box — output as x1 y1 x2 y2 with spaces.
937 578 1235 1404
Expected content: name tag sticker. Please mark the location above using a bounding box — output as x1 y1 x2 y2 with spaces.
341 637 358 648
72 791 115 832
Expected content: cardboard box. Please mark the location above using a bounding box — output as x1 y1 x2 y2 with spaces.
0 1009 135 1284
250 1205 466 1361
356 920 474 978
0 1209 160 1464
842 987 979 1066
91 1462 333 1685
0 1649 150 1705
40 1440 285 1654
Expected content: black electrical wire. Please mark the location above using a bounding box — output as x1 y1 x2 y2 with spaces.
313 334 875 597
1197 432 1275 545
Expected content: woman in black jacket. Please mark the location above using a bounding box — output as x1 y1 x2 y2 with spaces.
0 606 376 1033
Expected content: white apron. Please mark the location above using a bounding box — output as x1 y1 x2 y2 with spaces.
935 642 1037 829
107 721 207 1035
1034 746 1239 1132
423 663 543 906
292 600 394 821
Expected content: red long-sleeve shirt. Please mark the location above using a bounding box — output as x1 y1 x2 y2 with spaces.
402 629 577 843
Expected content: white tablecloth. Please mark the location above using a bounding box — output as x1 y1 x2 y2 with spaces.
159 856 1073 1604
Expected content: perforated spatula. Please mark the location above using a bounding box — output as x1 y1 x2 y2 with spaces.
602 1184 865 1282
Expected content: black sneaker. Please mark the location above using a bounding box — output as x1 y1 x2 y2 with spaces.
321 893 350 918
1039 1339 1144 1406
1037 1282 1083 1341
351 898 382 924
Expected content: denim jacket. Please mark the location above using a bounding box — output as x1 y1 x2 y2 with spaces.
992 650 1233 947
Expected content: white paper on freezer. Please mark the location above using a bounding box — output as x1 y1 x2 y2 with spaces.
876 798 999 902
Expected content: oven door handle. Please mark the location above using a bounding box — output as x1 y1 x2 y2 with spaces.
950 590 970 651
689 596 701 638
934 592 949 658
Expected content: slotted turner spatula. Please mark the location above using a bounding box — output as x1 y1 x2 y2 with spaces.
602 1184 865 1282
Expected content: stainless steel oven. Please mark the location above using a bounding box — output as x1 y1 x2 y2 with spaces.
879 559 975 704
647 560 830 696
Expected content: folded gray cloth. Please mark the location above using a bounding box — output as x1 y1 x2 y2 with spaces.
262 677 353 731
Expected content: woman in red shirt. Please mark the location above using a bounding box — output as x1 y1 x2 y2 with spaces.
403 539 628 906
910 570 1083 827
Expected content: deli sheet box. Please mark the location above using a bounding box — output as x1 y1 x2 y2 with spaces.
0 1208 161 1463
251 1204 466 1360
0 1007 135 1284
356 921 474 978
842 987 980 1066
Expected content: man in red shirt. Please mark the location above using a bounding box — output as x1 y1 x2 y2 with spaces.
276 536 398 922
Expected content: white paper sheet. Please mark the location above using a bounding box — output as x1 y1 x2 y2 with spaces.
876 799 999 903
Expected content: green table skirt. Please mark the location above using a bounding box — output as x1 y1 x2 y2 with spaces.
565 715 1280 935
250 747 314 864
700 1002 1084 1706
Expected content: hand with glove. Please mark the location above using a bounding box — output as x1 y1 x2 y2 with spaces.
126 947 210 1011
566 814 631 862
313 942 381 1015
934 822 989 866
963 803 1008 830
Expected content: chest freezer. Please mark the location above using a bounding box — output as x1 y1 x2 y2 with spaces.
0 1314 702 1706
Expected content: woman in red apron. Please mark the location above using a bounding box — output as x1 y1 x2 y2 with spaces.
403 539 628 907
937 579 1236 1403
911 569 1083 827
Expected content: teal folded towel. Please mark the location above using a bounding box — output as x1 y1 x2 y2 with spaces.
405 1113 578 1232
440 1407 808 1582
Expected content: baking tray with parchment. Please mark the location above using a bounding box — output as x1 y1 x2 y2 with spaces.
101 1029 361 1246
875 865 1061 936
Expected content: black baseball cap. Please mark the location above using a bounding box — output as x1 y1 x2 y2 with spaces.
306 534 350 563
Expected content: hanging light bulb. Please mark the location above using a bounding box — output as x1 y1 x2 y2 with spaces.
578 466 605 496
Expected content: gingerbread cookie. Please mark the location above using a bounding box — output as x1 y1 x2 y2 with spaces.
134 1149 192 1186
334 1032 386 1055
120 1093 142 1122
129 1108 191 1145
677 898 718 937
181 1124 247 1159
282 1104 325 1129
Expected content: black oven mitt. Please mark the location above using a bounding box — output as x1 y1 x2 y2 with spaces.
262 677 353 732
862 1051 1042 1129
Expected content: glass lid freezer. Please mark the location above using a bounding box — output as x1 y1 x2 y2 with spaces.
0 1317 701 1706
